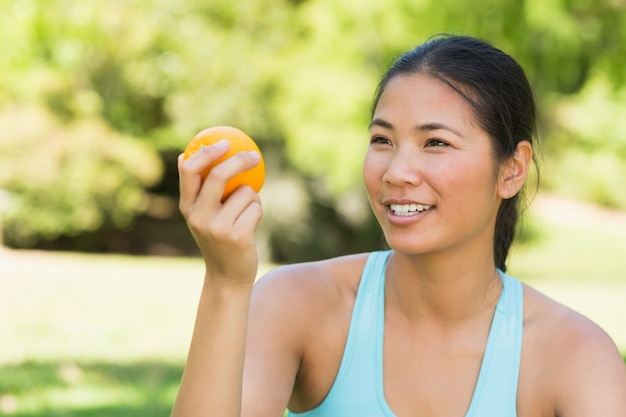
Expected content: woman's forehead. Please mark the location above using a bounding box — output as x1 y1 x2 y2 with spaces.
372 73 479 132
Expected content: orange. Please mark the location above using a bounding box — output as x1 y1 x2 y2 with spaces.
183 126 265 201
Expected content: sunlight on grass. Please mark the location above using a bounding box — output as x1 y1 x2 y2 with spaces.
509 217 626 282
13 385 143 413
0 253 205 364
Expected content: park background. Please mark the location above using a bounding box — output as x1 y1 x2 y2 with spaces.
1 0 625 415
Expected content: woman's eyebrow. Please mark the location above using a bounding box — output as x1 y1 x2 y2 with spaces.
369 118 393 130
369 118 464 139
418 122 464 138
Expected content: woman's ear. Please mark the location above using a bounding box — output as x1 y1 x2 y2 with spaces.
497 141 533 199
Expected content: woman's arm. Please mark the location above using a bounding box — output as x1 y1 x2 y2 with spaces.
171 141 265 417
171 279 254 416
171 141 354 416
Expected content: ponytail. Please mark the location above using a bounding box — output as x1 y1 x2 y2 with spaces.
494 195 519 272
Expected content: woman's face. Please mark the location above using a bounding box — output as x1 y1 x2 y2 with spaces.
363 73 505 257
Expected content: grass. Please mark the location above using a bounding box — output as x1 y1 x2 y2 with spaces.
0 195 625 416
0 252 203 416
510 217 626 282
0 361 179 416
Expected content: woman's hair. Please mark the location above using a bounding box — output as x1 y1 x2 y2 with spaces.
372 34 538 272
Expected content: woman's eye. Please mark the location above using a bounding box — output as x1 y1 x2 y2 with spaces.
370 135 391 145
426 139 448 147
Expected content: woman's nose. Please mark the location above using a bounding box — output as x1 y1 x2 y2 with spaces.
382 150 423 187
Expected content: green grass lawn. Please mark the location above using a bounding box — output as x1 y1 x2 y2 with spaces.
0 196 625 416
0 252 204 416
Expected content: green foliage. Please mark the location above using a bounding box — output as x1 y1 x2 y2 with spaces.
1 0 626 252
0 107 161 246
541 75 626 207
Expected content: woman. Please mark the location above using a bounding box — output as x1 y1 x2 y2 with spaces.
172 35 626 416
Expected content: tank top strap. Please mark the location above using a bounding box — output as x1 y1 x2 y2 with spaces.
465 271 524 417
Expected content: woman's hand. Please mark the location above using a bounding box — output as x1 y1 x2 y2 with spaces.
178 139 263 286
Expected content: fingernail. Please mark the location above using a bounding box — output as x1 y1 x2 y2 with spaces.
214 139 230 149
248 151 260 161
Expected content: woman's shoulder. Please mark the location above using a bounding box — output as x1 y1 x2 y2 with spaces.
254 252 371 301
522 283 618 352
249 252 372 326
519 282 626 415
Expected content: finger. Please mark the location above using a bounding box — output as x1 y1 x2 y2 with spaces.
194 150 261 210
188 187 261 249
234 198 263 235
178 140 230 215
218 185 263 228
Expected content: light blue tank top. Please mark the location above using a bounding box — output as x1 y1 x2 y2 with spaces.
288 250 523 417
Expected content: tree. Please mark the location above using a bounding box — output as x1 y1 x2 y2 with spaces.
1 0 625 258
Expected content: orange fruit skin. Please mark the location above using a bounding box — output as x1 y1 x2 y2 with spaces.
183 126 265 201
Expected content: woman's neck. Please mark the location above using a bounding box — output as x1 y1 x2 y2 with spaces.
384 250 502 327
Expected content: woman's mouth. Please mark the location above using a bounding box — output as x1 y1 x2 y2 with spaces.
389 203 433 216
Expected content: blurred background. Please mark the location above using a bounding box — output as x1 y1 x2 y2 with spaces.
1 0 625 415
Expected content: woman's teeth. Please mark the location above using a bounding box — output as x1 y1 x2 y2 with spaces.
389 203 432 216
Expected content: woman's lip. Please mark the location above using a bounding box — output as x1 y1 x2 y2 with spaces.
382 200 434 207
